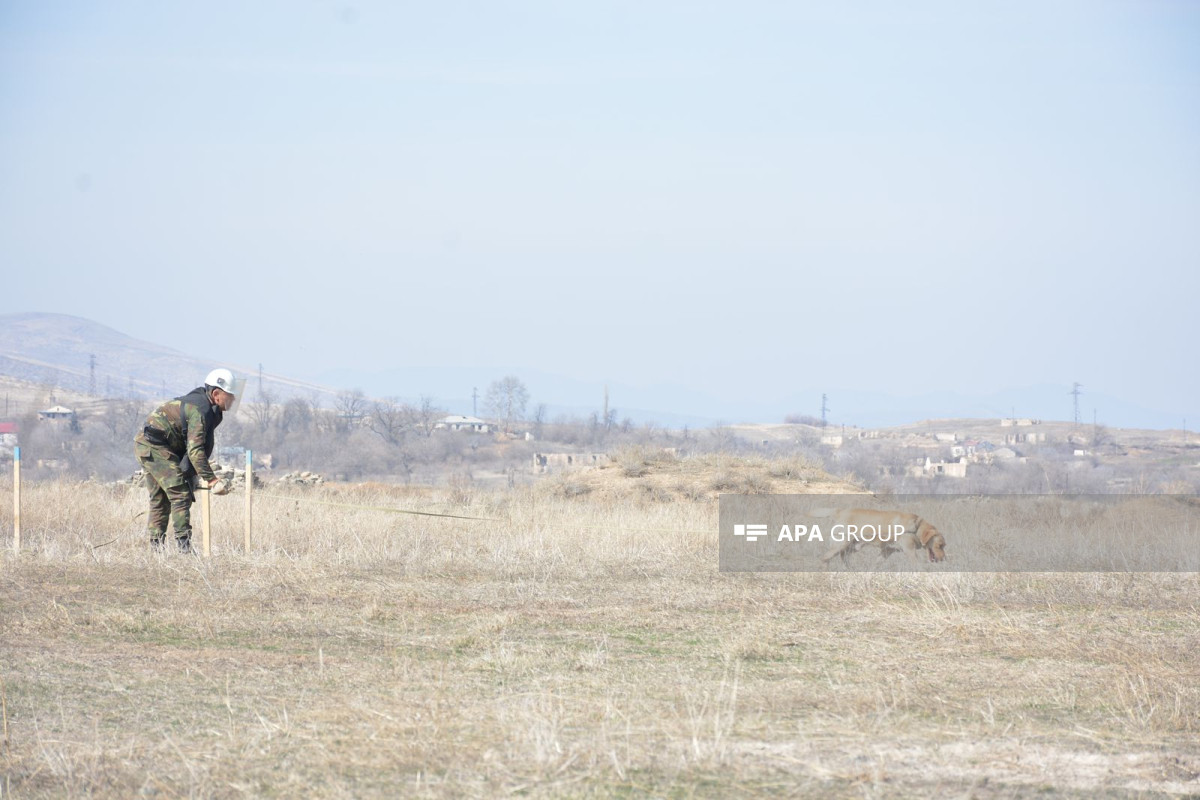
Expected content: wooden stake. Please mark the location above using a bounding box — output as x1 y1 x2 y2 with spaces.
12 447 19 553
244 449 253 554
200 486 212 558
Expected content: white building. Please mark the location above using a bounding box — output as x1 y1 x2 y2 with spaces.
908 456 968 478
37 405 76 422
436 415 490 433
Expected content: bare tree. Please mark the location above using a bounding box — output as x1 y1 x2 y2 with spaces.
335 389 368 431
246 386 278 433
407 395 444 438
532 403 547 440
367 396 409 447
279 396 313 434
99 398 147 445
484 376 529 435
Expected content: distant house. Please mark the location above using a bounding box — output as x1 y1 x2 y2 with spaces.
38 405 76 422
0 422 16 448
909 456 968 479
436 415 490 433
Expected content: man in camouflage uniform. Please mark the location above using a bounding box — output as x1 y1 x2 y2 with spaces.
134 369 237 552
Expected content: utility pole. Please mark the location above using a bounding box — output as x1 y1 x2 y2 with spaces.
88 354 96 396
820 394 829 428
603 384 609 427
1070 382 1083 426
258 363 264 392
472 387 478 417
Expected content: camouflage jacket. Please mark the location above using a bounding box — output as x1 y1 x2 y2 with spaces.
136 386 224 482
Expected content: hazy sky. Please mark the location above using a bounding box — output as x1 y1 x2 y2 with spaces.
2 2 1197 422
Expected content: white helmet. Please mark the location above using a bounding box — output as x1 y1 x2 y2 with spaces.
204 368 237 395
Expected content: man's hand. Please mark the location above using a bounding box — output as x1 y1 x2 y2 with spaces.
209 478 231 496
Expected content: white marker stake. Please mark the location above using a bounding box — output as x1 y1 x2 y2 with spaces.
200 486 212 558
12 446 20 553
244 450 253 554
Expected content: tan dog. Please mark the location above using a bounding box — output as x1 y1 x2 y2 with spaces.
820 508 946 565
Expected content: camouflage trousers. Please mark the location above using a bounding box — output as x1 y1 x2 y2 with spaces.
134 439 194 543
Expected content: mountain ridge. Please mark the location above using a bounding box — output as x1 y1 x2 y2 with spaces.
0 312 337 404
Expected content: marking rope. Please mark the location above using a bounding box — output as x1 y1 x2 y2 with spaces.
253 490 501 521
251 490 710 534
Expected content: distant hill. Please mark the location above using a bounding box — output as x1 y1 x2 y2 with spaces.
0 313 1189 432
0 312 337 405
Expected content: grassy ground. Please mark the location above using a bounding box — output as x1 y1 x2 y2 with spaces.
1 464 1198 798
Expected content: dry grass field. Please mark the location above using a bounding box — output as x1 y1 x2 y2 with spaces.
1 455 1198 798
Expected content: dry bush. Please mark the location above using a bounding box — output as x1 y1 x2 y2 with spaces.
612 444 677 478
765 454 822 481
555 451 854 506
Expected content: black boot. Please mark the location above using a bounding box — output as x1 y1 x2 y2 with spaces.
150 533 166 551
176 532 193 554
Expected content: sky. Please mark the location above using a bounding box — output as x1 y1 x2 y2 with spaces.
1 1 1197 426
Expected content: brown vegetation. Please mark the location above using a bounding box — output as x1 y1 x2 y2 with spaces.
1 467 1198 797
546 448 859 504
